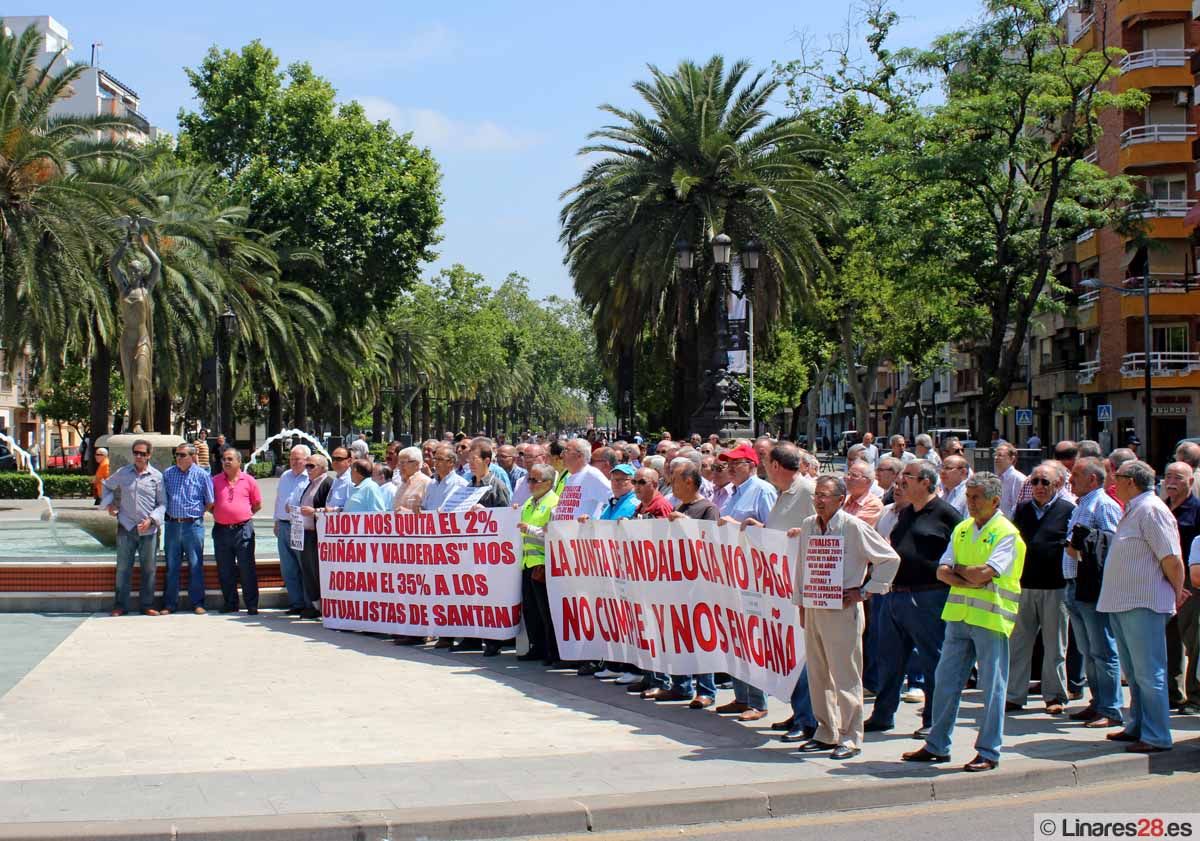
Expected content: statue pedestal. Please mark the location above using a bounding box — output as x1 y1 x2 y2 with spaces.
96 433 185 474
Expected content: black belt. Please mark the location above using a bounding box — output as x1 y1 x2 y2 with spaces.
214 520 250 529
890 583 946 593
166 515 199 523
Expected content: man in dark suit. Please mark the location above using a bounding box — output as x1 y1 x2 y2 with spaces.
1007 461 1076 714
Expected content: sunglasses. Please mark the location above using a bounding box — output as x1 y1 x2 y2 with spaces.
1029 477 1053 486
332 455 349 462
304 464 318 470
133 451 150 457
632 478 652 486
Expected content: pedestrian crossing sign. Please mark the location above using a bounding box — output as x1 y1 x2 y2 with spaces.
1015 409 1033 426
1097 404 1113 422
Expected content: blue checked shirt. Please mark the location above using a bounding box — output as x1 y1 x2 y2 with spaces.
163 464 214 520
1063 487 1122 579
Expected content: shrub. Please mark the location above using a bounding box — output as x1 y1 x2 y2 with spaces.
368 443 387 461
0 473 94 498
247 461 274 479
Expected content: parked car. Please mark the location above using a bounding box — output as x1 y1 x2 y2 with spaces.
925 428 972 448
836 430 860 455
46 445 81 469
0 443 16 472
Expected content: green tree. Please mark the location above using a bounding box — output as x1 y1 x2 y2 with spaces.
560 55 841 435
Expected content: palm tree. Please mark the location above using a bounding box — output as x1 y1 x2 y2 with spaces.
0 21 136 366
560 55 841 433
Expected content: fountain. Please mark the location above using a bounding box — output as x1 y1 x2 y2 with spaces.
246 428 330 470
0 432 53 519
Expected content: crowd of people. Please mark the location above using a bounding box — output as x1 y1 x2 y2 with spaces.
99 428 1200 771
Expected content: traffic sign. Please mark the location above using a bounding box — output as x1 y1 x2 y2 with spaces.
1097 404 1113 422
1015 409 1033 427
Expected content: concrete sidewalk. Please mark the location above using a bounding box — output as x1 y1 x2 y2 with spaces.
1 613 1196 840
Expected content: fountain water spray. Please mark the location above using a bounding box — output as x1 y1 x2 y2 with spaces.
246 429 330 469
0 431 54 518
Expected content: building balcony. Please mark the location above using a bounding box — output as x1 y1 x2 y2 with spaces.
1078 358 1101 385
1068 8 1097 49
1118 123 1196 168
1129 198 1197 239
1119 351 1200 378
1117 274 1200 316
1119 0 1191 25
1116 49 1194 92
1075 227 1099 261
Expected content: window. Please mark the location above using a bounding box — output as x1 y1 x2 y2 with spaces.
1152 324 1188 354
1148 176 1187 201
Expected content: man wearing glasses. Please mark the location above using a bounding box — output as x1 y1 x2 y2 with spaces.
516 464 561 665
163 443 215 615
938 455 971 519
421 443 468 512
1096 461 1187 753
102 439 166 617
325 447 354 512
393 446 431 513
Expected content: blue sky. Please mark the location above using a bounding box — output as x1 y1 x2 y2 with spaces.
40 1 982 299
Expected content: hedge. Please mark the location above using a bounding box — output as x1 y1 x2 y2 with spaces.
368 443 387 461
247 461 274 479
0 473 94 499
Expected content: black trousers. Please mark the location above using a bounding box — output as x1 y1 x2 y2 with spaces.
301 529 322 606
522 565 557 660
214 521 258 610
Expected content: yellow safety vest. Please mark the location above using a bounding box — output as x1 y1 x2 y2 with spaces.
941 514 1026 637
520 490 559 568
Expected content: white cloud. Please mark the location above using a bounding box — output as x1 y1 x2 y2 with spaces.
357 97 541 153
313 23 460 71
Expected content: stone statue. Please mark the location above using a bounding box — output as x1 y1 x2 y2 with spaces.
109 218 161 434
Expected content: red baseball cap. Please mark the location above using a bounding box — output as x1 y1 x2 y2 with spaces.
718 443 759 466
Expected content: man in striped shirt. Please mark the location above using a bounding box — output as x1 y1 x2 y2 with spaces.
1097 461 1187 753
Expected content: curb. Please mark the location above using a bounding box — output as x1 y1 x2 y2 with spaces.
1 741 1196 841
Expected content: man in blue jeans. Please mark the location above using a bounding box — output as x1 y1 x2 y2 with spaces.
162 442 214 614
865 460 961 738
102 439 166 616
275 445 312 614
903 472 1026 772
1062 458 1124 727
1098 460 1187 753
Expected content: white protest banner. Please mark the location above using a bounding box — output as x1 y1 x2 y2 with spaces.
546 518 804 700
317 508 523 639
800 534 844 609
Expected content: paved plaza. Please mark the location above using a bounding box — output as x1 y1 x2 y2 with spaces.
0 612 1197 836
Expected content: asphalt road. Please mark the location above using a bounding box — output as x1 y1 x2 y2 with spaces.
505 771 1200 841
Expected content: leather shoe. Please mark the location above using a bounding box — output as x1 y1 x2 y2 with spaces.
911 726 931 739
863 719 893 733
714 701 750 715
1069 706 1099 722
220 606 238 614
626 680 651 694
1106 730 1139 742
516 651 544 661
1004 701 1023 712
1045 702 1065 715
393 635 422 646
286 607 303 615
772 716 795 731
831 745 861 760
688 696 715 710
902 747 949 763
738 709 768 722
1177 703 1200 715
1126 741 1171 753
963 755 997 772
797 739 836 753
482 645 501 657
247 609 258 615
299 608 320 619
1084 716 1123 729
576 662 602 676
641 688 673 701
433 638 454 649
781 725 817 743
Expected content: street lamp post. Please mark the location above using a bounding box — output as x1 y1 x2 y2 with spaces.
217 305 237 440
710 233 760 434
1081 276 1152 463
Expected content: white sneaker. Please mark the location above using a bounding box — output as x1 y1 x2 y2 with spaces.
594 669 621 679
615 673 640 685
901 687 925 704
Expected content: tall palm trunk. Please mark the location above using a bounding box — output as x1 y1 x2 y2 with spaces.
89 338 112 454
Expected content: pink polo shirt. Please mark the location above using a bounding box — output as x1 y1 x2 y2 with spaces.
212 471 262 525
